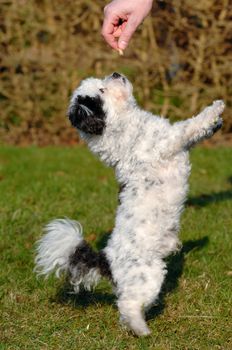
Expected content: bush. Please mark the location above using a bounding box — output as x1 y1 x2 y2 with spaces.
0 0 231 145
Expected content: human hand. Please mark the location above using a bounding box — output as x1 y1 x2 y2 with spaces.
102 0 153 52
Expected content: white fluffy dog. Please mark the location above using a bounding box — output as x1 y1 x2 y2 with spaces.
35 73 225 336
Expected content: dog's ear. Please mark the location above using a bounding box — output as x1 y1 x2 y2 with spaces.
68 95 106 135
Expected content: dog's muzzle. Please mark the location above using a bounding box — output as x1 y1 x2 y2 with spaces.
111 72 126 83
112 72 122 79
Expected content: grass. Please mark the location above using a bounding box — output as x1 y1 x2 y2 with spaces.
0 145 231 350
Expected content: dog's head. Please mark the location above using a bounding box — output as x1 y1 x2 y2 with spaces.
67 73 134 135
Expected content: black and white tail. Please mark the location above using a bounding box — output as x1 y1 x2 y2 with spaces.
34 219 111 293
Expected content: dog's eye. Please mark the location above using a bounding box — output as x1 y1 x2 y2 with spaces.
99 88 105 93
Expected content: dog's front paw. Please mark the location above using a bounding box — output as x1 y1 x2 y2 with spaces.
210 100 225 128
203 100 225 135
212 100 225 116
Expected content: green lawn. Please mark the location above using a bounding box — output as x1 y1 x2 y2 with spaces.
0 146 231 350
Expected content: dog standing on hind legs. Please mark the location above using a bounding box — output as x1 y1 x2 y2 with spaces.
35 73 225 336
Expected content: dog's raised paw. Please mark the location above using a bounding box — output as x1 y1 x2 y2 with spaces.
213 100 226 115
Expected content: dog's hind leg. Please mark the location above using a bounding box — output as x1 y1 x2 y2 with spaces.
116 260 167 336
118 298 151 336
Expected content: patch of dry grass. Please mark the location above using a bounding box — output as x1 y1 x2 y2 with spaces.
0 1 231 145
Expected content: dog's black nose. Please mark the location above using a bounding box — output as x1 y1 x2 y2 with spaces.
112 72 121 79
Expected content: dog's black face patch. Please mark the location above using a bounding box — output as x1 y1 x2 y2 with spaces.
68 95 106 135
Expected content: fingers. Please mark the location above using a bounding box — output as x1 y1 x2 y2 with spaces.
101 6 123 50
101 21 119 50
118 16 139 50
101 0 153 50
102 15 139 51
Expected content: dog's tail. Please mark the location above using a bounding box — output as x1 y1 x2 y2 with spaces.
34 219 111 292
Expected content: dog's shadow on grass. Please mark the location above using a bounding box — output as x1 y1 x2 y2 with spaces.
55 285 115 308
187 176 232 207
146 236 209 320
187 191 232 207
55 233 209 320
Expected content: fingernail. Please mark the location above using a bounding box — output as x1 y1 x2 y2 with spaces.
118 40 127 50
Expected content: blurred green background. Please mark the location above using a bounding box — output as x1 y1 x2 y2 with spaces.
0 0 231 145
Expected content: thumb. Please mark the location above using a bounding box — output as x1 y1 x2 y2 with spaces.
118 16 138 50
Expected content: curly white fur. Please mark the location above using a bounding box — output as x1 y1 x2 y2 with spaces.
35 73 225 336
35 219 83 277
